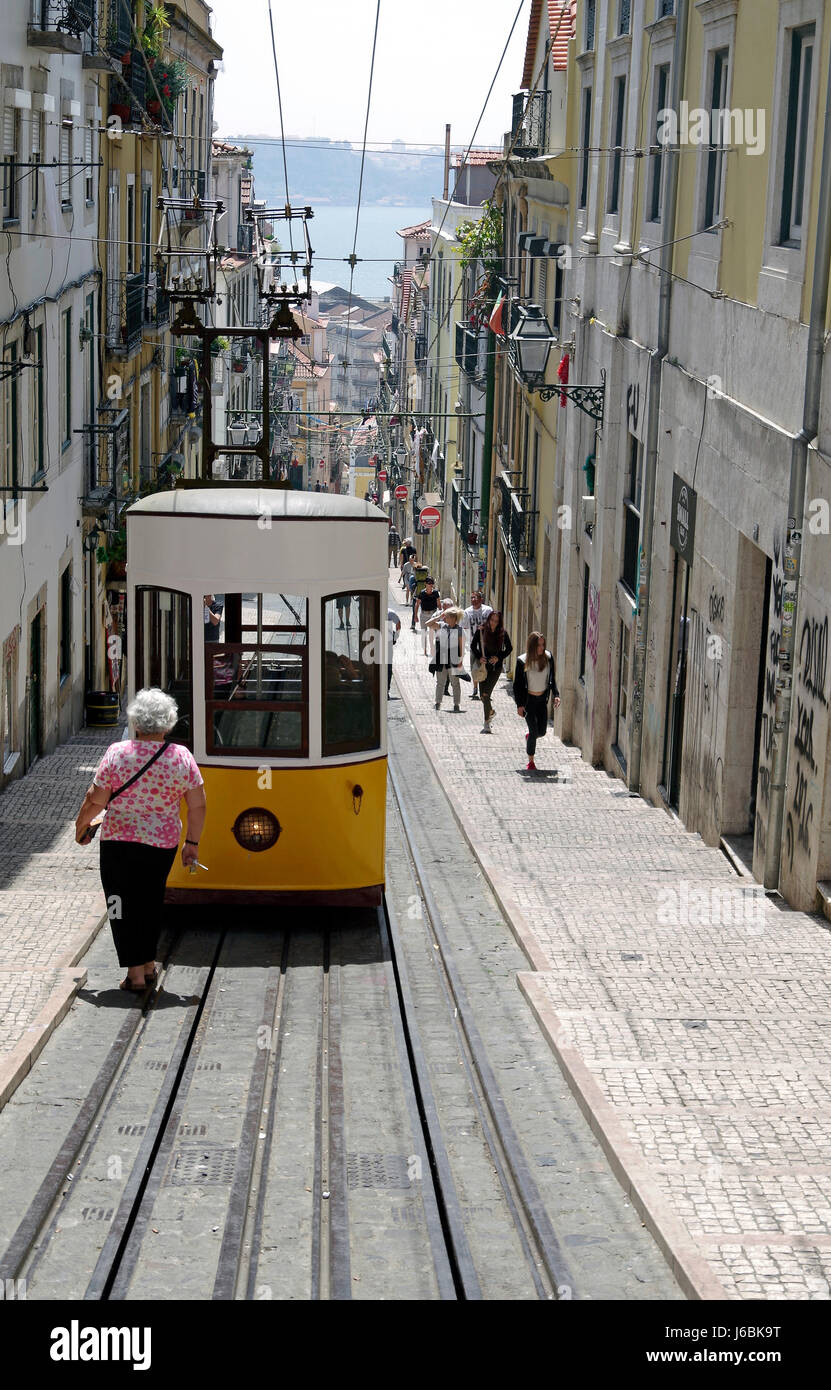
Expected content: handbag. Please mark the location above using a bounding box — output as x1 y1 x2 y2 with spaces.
471 658 487 683
79 742 169 844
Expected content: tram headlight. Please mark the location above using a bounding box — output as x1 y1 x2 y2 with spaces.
232 807 281 852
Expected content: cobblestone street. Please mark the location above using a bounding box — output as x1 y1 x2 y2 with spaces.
0 731 109 1107
389 578 831 1299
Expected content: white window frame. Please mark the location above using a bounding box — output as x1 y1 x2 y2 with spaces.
59 118 72 211
687 0 739 295
758 0 822 316
602 35 634 253
639 7 677 252
2 106 20 226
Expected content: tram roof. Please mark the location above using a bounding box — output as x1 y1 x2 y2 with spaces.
127 489 388 522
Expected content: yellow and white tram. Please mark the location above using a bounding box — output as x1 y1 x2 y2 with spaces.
125 488 389 906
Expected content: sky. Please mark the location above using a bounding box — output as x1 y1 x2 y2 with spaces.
207 0 531 149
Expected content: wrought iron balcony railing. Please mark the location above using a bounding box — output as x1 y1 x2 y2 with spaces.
28 0 95 50
497 472 538 578
414 334 428 367
106 272 144 355
510 89 550 158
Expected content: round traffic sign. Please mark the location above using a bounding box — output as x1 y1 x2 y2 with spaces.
419 506 441 529
378 470 388 482
395 484 408 500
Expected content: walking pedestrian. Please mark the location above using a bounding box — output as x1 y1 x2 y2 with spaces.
513 632 560 770
471 610 512 732
74 689 206 992
414 577 441 656
398 536 416 571
387 605 401 694
433 607 465 712
388 523 401 568
400 554 415 595
461 591 493 701
336 595 352 629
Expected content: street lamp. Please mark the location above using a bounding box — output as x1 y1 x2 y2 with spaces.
509 303 555 389
228 416 248 479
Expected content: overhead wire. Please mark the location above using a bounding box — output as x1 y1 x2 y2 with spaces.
340 0 382 401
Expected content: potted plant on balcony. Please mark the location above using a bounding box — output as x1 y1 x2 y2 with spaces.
142 4 171 59
96 526 127 579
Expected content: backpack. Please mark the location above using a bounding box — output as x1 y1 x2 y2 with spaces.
412 565 429 597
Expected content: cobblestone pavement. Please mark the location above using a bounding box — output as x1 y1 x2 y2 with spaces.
388 575 831 1300
0 727 113 1108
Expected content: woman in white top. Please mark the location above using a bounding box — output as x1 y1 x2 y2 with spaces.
433 607 465 712
513 631 560 770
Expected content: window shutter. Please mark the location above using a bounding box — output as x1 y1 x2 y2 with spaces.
84 122 92 165
31 113 41 159
59 124 70 167
3 107 16 157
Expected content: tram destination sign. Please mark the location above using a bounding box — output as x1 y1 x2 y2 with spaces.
670 474 697 563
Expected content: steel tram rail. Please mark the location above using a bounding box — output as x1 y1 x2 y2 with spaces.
386 752 578 1300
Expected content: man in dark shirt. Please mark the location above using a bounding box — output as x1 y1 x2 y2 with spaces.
414 578 441 657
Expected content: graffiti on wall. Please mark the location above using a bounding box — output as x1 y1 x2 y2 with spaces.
755 533 784 862
683 602 724 832
587 582 600 670
784 609 827 874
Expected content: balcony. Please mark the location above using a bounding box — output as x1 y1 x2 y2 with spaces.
28 0 94 51
171 365 199 419
497 472 538 580
414 334 427 367
510 89 550 158
142 273 170 330
237 222 254 254
451 478 480 552
106 273 144 356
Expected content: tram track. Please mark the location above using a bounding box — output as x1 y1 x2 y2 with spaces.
0 760 579 1302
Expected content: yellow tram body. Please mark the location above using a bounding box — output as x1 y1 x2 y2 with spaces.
125 488 390 906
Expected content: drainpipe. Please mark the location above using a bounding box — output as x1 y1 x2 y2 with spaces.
628 0 689 792
766 46 831 887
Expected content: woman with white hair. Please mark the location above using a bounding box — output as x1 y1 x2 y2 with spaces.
75 688 206 993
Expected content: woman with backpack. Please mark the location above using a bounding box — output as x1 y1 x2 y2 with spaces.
432 607 465 712
471 610 512 732
513 631 560 770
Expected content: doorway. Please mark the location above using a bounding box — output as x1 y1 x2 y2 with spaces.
28 610 44 763
662 551 691 808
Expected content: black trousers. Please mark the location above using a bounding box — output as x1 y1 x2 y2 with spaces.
479 664 502 718
524 693 549 756
99 840 178 968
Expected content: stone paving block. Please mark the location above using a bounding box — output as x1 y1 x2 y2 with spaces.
706 1244 831 1300
390 593 831 1299
0 967 87 1108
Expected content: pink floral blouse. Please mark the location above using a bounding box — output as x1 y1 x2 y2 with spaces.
94 741 204 849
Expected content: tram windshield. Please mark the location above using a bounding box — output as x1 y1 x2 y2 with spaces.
135 588 193 747
206 593 308 756
322 593 380 756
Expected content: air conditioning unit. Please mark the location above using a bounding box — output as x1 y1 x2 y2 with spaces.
581 495 596 530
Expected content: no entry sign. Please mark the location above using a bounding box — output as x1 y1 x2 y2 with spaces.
395 484 408 500
378 470 388 482
419 506 441 529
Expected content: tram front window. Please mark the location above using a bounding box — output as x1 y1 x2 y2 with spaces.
135 588 193 747
206 593 308 756
322 593 380 756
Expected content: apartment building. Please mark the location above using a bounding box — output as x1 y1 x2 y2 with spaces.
555 0 831 910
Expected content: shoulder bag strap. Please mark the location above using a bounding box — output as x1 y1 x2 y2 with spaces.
108 742 169 804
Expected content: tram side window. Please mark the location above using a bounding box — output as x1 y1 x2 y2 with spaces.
322 592 380 756
206 592 308 756
135 588 193 748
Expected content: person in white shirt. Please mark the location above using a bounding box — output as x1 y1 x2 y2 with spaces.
386 607 401 695
513 631 560 771
433 608 465 712
462 592 493 700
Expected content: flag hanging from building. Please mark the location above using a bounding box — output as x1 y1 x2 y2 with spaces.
557 351 570 407
489 292 505 337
